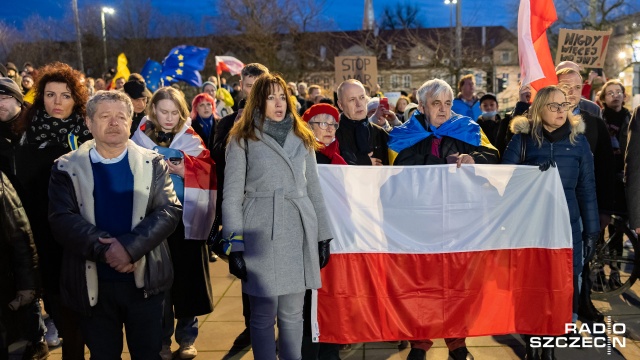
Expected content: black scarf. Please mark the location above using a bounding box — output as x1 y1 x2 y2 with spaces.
256 113 293 147
339 113 371 154
542 119 571 143
27 108 90 148
603 106 630 138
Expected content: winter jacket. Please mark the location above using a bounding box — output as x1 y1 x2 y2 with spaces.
335 114 389 165
0 171 39 299
625 105 640 229
48 140 182 315
222 129 333 297
452 96 481 120
502 117 600 240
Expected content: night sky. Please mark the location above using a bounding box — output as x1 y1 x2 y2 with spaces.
3 0 515 32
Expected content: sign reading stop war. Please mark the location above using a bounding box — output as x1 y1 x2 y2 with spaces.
555 29 612 68
335 56 378 89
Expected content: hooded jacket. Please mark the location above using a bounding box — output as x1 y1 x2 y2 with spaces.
502 116 600 238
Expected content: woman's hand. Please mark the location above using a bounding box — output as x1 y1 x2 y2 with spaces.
166 158 185 178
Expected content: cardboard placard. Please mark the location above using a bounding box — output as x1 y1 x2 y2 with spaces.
384 92 402 107
334 56 378 90
555 29 612 68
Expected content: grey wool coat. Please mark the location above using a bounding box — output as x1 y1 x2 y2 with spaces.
222 128 333 297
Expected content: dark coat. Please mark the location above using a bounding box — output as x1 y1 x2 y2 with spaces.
625 105 640 229
393 114 499 165
0 171 39 300
48 140 182 315
211 109 238 222
335 114 389 165
191 116 215 151
502 117 600 240
503 102 616 213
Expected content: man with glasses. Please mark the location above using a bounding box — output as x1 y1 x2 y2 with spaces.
556 67 616 325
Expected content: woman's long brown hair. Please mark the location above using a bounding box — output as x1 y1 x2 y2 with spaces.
229 73 318 150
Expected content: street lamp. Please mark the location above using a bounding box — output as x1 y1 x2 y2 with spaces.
444 0 462 84
101 7 115 73
444 0 457 58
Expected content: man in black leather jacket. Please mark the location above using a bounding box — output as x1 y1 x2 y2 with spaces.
48 91 182 359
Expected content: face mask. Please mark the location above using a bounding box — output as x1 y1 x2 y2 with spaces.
481 111 497 118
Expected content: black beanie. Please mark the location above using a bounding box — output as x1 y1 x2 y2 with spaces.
0 77 24 104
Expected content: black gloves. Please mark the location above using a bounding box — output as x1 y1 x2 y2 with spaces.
229 251 247 281
583 232 599 263
539 160 556 172
318 239 332 269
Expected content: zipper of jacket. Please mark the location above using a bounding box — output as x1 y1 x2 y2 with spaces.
11 143 17 176
550 143 554 162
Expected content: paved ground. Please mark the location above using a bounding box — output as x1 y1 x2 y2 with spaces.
10 259 640 359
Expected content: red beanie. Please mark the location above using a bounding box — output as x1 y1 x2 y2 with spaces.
302 103 339 123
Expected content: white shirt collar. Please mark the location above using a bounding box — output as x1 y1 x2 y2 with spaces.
89 147 128 164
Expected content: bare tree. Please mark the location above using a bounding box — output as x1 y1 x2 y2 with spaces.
555 0 632 30
379 1 423 30
0 21 21 62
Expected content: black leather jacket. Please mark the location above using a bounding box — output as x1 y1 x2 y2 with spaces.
48 142 182 315
0 170 39 298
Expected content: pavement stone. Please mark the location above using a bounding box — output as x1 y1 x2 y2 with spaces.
10 260 640 359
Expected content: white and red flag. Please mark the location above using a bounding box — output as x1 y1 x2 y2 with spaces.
215 56 244 76
518 0 558 90
132 118 216 240
314 164 573 343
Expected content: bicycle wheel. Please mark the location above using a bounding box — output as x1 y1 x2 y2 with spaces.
589 219 639 300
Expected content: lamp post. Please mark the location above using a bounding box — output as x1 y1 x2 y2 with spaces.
444 0 461 84
444 0 456 57
101 7 115 73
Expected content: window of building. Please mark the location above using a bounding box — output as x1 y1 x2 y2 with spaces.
475 73 484 87
403 75 412 89
390 74 401 89
378 75 384 88
501 51 511 64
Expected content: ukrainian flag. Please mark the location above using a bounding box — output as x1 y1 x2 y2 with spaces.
388 112 497 165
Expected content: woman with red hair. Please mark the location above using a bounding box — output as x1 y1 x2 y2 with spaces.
190 93 217 149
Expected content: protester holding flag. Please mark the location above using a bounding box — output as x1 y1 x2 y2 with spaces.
388 79 497 360
132 87 215 360
502 85 600 360
222 73 332 360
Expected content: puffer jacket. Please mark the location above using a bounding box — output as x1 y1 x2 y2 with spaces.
48 140 182 315
0 170 39 299
502 116 600 239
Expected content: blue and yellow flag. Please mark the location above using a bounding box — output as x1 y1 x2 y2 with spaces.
388 112 496 164
161 45 209 87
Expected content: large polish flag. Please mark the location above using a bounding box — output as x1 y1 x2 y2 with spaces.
314 165 573 343
215 56 244 76
518 0 558 90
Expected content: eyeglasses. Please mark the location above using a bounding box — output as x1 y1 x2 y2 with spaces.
309 121 339 130
605 91 623 97
545 102 572 112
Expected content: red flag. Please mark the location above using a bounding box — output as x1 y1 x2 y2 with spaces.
215 56 244 76
518 0 558 91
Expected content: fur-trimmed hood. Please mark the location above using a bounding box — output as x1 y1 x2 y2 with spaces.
509 114 586 136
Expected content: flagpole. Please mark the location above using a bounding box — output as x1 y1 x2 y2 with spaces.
215 56 222 90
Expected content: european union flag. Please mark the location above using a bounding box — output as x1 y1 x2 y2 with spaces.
161 45 209 87
141 59 162 92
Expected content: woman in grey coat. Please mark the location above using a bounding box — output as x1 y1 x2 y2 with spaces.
222 73 333 360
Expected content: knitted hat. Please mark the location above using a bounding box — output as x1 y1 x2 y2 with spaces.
0 77 23 104
302 103 340 123
202 81 216 92
403 103 419 121
367 97 380 114
5 62 18 72
123 80 152 99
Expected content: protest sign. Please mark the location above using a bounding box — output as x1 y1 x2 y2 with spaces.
555 29 612 68
384 92 402 107
335 56 377 90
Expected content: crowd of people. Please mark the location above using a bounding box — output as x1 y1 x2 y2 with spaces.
0 56 639 360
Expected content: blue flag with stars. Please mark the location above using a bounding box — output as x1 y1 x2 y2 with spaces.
161 45 209 87
141 59 162 92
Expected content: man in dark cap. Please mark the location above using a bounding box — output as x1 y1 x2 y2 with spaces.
123 79 152 136
5 63 22 91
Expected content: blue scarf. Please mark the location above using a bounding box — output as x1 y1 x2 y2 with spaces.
196 115 214 142
388 112 481 153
